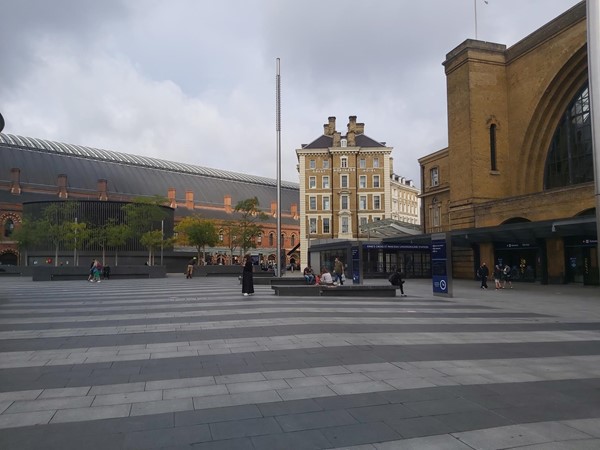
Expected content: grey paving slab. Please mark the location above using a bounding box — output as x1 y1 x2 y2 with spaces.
251 429 332 450
372 434 473 449
321 421 402 447
122 424 211 449
209 416 282 440
1 277 600 449
275 409 358 432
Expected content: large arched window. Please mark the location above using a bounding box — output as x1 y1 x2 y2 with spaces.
544 84 593 189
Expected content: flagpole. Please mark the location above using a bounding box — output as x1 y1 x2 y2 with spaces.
474 0 478 39
275 58 282 278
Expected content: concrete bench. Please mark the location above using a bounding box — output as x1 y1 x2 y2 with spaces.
32 265 166 281
271 284 397 297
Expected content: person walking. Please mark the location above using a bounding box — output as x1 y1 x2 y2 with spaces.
478 262 489 289
186 257 197 279
502 264 513 289
333 257 344 285
388 268 406 296
493 264 503 290
242 254 254 296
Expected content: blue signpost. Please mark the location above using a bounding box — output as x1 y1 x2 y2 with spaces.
431 233 453 297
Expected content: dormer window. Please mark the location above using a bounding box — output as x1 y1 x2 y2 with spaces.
340 138 347 147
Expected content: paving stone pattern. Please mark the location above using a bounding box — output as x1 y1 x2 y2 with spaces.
0 276 599 449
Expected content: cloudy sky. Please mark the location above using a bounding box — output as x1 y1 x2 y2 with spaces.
0 0 582 184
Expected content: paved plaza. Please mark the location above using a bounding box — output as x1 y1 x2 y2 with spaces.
0 275 599 449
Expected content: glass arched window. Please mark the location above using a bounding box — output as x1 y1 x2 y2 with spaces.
269 233 274 246
291 234 295 247
4 219 14 238
544 84 593 189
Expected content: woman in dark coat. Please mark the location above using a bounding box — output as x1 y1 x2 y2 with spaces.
242 255 254 296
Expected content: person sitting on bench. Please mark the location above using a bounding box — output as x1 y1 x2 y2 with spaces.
388 269 406 297
319 267 334 286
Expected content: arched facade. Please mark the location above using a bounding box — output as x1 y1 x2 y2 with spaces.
419 1 597 284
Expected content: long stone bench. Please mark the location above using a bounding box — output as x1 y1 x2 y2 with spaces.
271 284 397 297
32 265 166 281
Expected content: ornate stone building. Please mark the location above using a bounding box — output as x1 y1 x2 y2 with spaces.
418 1 597 284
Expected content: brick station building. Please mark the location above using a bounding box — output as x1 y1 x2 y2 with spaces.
0 133 300 270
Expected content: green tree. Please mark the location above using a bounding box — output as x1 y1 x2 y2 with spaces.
64 220 90 266
89 219 130 266
140 230 164 265
233 197 268 256
10 216 41 266
122 196 168 238
37 201 78 266
175 216 219 263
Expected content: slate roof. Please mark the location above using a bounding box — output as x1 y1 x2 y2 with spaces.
0 133 300 217
302 133 386 149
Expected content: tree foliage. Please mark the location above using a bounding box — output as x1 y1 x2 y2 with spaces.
175 216 219 262
233 197 268 256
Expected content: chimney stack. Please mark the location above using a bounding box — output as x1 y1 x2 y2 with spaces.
168 187 177 208
224 195 232 213
291 203 298 219
271 201 277 217
347 116 357 133
185 190 194 210
10 168 21 195
97 179 108 201
57 174 68 198
323 116 336 136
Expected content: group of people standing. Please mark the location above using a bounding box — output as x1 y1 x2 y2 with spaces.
477 262 513 290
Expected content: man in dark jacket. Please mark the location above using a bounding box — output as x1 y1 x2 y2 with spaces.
388 269 406 297
478 262 489 289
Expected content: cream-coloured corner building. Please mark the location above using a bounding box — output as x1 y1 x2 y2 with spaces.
296 116 396 267
418 1 597 284
390 173 420 225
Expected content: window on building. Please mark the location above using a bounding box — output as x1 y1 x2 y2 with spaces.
4 219 14 238
373 158 379 168
309 176 316 189
309 159 316 169
489 124 498 171
373 216 381 221
360 217 368 229
323 159 330 169
322 176 330 189
373 195 381 210
430 167 439 187
359 175 366 188
309 218 317 234
219 230 224 242
341 138 347 147
269 232 274 246
291 234 295 246
545 83 593 189
432 197 441 227
257 232 262 244
341 156 348 168
359 195 367 210
323 218 330 234
341 174 348 188
341 216 349 233
341 195 349 210
373 175 380 188
323 196 330 210
309 196 317 210
359 158 366 169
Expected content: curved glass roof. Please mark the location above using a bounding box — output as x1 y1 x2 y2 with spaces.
0 133 299 190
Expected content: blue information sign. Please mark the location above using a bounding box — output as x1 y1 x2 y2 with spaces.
431 234 451 296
